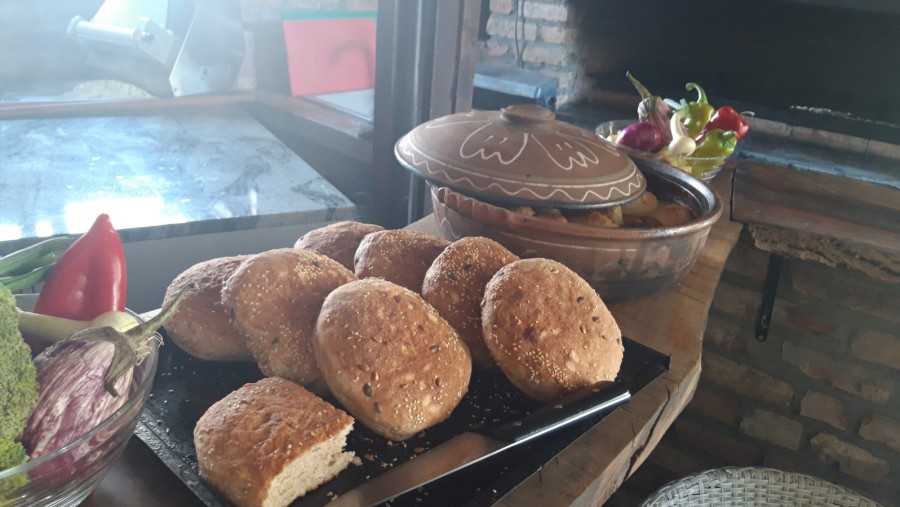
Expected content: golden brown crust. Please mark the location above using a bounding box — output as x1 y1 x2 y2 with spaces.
163 255 253 361
481 258 624 403
313 278 472 441
353 229 450 293
421 237 519 369
194 377 354 507
294 221 385 271
222 248 357 386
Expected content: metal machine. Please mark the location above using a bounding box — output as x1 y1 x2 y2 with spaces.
67 0 244 96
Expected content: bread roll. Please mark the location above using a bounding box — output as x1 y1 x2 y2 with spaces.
481 258 623 403
194 377 355 507
353 229 449 293
294 221 385 271
222 248 356 386
313 278 471 441
162 255 253 361
421 236 519 369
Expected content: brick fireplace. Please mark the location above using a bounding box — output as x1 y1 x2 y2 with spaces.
480 0 900 135
479 1 900 505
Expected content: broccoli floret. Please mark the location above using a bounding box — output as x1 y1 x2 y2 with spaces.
0 284 39 469
0 439 27 470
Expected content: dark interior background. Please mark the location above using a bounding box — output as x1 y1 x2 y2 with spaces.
571 0 900 127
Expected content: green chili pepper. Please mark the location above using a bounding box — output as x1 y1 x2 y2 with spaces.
689 128 737 177
693 129 737 157
680 83 714 138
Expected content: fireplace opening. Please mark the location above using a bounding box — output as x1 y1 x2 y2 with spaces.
566 0 900 143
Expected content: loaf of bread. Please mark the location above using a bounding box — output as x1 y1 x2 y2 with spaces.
421 236 519 369
481 258 624 403
313 278 472 441
353 229 450 293
294 221 385 271
222 248 357 386
162 255 253 361
194 377 355 507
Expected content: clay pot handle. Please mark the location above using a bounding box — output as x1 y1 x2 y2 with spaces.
500 104 556 125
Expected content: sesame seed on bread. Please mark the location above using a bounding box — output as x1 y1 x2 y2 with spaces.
294 221 385 271
421 236 519 369
222 248 357 386
481 258 623 403
353 229 450 293
313 278 472 441
194 377 355 507
163 255 254 361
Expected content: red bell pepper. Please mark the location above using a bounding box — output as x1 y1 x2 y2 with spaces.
32 214 127 322
698 106 750 141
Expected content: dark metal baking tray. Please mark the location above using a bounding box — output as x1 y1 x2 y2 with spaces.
135 334 669 507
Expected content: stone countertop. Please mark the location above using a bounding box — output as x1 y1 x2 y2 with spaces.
0 105 356 254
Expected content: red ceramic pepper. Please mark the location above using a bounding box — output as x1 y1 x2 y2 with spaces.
33 214 127 322
698 106 750 141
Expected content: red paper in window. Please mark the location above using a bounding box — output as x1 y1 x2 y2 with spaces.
282 16 377 97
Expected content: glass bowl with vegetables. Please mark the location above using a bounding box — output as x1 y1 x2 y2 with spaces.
595 74 748 182
0 217 190 507
0 302 158 507
0 290 190 507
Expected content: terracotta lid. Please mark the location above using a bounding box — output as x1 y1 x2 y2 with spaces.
394 104 645 209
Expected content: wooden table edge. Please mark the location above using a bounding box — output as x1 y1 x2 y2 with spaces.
493 170 743 506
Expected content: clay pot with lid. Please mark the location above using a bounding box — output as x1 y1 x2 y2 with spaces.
395 104 646 208
395 105 722 300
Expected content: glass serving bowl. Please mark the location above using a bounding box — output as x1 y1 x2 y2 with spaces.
595 119 730 182
0 296 158 507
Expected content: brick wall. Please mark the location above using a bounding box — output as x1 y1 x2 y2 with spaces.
482 6 900 503
480 0 582 106
608 230 900 506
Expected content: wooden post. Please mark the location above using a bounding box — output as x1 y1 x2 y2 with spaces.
371 0 482 228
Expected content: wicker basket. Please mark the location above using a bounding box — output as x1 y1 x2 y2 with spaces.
641 467 884 507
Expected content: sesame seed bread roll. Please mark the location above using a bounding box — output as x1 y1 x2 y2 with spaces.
421 236 519 369
313 278 472 441
481 258 624 403
293 221 385 271
194 377 355 507
353 229 450 293
222 248 357 386
162 255 254 361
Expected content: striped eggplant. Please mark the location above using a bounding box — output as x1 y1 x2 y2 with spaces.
19 284 193 458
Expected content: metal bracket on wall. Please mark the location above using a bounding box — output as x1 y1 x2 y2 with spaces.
755 253 784 341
